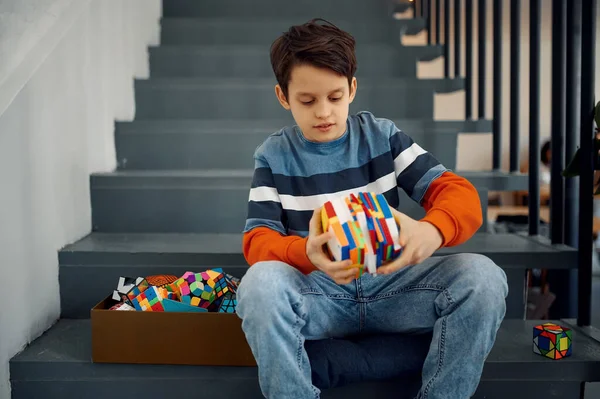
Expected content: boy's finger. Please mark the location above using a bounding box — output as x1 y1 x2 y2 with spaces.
325 259 353 272
378 247 411 275
335 271 358 284
313 230 332 247
310 207 326 236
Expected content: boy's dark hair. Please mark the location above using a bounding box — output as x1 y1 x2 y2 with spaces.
270 18 357 99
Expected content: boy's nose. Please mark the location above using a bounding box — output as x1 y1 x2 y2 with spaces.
315 104 331 119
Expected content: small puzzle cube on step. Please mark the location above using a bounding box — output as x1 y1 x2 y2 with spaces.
321 192 402 276
533 323 572 359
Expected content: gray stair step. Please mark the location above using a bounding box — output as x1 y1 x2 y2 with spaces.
133 77 464 120
59 232 578 271
159 17 425 46
114 119 489 170
459 171 529 191
115 118 492 134
149 44 443 79
10 319 599 398
88 170 506 234
162 0 402 20
58 232 575 318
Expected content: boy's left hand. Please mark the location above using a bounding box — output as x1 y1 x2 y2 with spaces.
377 208 443 275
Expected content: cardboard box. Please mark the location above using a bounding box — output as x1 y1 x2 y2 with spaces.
91 296 257 366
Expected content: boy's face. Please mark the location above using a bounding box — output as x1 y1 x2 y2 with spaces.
275 64 357 143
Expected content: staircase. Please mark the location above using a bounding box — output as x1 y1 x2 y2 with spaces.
9 1 600 398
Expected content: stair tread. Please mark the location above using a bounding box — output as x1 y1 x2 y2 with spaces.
90 169 526 189
10 318 600 382
91 169 519 179
150 43 442 53
115 119 492 133
59 232 577 270
136 77 463 87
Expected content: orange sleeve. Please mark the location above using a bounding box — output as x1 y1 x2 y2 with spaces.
420 171 482 247
242 227 318 274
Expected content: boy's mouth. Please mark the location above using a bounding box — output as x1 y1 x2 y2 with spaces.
315 123 335 132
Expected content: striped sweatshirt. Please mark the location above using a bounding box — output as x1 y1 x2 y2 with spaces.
242 111 482 274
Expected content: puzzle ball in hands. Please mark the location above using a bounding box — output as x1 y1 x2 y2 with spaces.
109 269 240 313
321 192 402 276
532 323 572 360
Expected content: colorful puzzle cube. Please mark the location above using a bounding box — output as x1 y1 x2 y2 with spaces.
533 323 572 359
123 278 150 306
321 192 402 276
130 285 169 312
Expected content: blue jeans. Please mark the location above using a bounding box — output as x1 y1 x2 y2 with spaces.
236 253 509 399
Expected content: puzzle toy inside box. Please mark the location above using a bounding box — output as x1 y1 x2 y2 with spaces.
109 268 240 313
321 192 402 277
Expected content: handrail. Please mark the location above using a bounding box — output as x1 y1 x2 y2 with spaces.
409 0 597 327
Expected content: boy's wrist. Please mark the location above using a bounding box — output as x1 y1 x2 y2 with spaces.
420 208 457 248
287 237 318 274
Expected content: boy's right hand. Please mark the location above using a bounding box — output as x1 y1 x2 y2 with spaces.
307 208 356 285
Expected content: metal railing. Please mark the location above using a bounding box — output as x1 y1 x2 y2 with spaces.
407 0 597 327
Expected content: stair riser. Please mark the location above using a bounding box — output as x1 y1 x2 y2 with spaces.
159 20 404 46
90 185 487 234
149 48 421 79
59 264 248 319
60 261 533 321
9 379 584 399
133 83 443 120
162 0 397 19
115 131 459 170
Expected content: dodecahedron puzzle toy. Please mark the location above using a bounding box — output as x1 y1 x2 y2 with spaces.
171 269 231 310
321 192 402 276
533 323 572 359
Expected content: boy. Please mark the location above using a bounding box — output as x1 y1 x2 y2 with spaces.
236 19 508 399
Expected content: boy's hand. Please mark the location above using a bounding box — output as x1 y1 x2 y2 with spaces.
377 209 443 275
307 208 356 285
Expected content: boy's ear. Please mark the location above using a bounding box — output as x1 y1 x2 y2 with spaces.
349 77 357 104
275 85 291 110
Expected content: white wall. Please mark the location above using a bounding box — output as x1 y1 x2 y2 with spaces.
0 1 161 397
404 0 600 173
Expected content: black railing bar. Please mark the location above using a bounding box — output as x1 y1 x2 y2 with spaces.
509 0 521 172
466 0 473 119
577 0 596 328
550 0 566 245
455 0 461 77
445 0 451 77
492 0 502 170
565 0 582 247
529 0 541 236
478 0 486 119
436 0 441 44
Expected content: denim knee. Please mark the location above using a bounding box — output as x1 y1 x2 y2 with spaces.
451 253 509 308
237 261 302 314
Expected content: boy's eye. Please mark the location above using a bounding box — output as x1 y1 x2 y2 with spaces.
330 97 342 102
301 100 314 105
